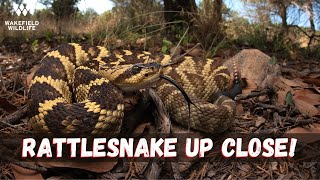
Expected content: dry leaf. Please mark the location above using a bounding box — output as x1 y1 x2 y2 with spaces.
238 164 251 176
241 111 253 120
284 123 320 143
170 46 182 57
26 65 39 88
274 78 293 91
47 176 64 180
294 99 319 117
258 95 269 103
38 161 117 173
239 164 251 172
11 163 43 180
280 77 308 87
271 162 278 171
274 78 294 106
303 77 320 86
279 163 287 174
239 170 246 177
294 89 320 106
133 122 152 134
186 47 203 57
236 103 244 116
294 88 319 95
255 116 266 127
242 79 257 94
277 90 288 105
309 74 320 79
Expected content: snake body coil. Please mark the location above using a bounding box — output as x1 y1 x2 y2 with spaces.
28 43 236 135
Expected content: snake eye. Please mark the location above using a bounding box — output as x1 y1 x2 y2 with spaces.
131 65 142 75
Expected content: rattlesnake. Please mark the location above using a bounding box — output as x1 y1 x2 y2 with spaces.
28 43 238 134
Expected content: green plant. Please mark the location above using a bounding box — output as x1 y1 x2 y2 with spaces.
285 91 294 107
162 39 172 54
269 56 277 65
31 39 39 52
45 31 54 41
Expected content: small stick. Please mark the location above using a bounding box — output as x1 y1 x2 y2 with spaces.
235 89 272 101
0 67 6 91
1 106 27 124
255 102 285 112
148 89 171 134
286 117 320 126
163 43 201 67
0 121 16 128
0 146 46 173
140 89 171 179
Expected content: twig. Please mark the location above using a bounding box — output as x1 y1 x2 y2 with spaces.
285 117 320 126
0 145 46 173
0 121 16 129
170 23 189 58
255 102 285 112
291 24 320 39
235 89 272 101
142 158 164 180
0 106 27 124
171 162 183 179
255 164 272 177
140 89 171 179
163 43 201 67
281 67 304 77
0 67 6 91
148 89 171 133
98 172 127 179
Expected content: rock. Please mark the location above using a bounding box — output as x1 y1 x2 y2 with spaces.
223 49 281 94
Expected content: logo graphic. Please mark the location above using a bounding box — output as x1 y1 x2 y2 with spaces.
4 3 39 31
15 3 30 16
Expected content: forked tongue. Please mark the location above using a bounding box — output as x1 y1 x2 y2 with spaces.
160 75 198 124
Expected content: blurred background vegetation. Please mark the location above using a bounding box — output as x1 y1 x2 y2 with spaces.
1 0 319 59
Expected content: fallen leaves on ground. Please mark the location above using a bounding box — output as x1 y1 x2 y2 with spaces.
38 161 117 173
273 77 320 117
11 163 43 180
284 123 320 144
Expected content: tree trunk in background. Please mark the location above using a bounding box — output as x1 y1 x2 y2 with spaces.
306 0 315 48
51 0 79 35
195 0 224 50
213 0 222 26
163 0 197 40
212 0 223 42
269 0 288 33
277 0 288 33
163 0 197 24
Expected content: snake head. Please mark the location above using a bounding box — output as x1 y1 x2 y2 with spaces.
101 61 195 115
102 62 162 92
